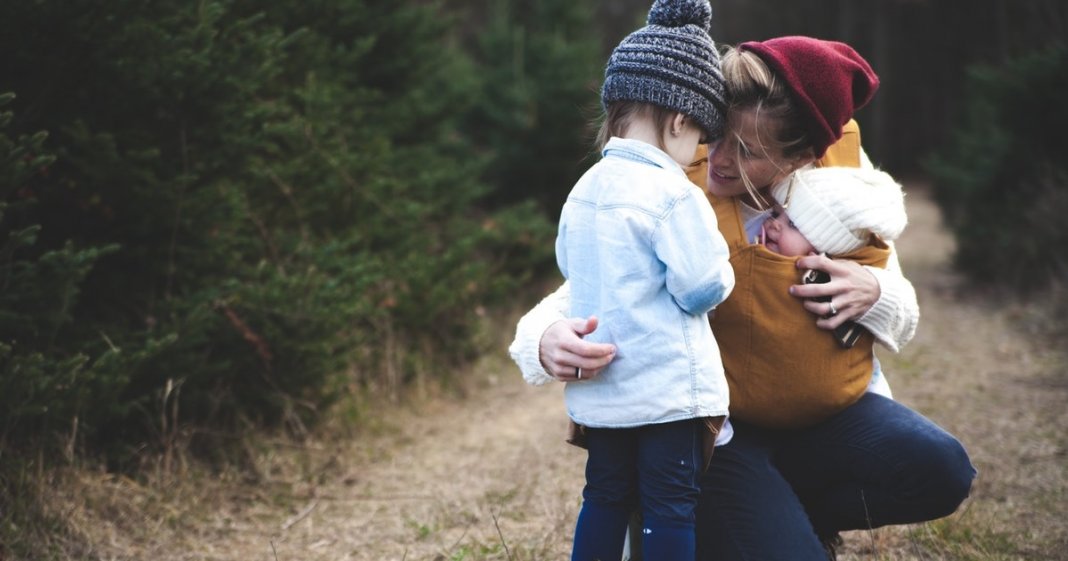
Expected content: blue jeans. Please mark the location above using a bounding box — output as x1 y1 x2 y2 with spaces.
573 419 702 561
695 393 976 561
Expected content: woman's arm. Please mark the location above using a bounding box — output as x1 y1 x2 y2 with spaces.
790 242 919 352
856 243 919 352
508 281 617 385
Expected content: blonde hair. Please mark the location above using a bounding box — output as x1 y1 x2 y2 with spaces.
595 102 678 153
721 47 815 208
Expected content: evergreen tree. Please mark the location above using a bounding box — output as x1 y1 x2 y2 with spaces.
0 0 555 463
0 93 134 456
925 46 1068 291
459 0 605 215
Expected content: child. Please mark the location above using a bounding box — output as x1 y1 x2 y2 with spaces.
714 165 907 428
554 0 734 559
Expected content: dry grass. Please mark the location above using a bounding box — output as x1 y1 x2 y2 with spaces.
5 184 1067 560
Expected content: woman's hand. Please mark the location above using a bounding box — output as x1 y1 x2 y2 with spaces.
789 253 880 330
539 316 617 382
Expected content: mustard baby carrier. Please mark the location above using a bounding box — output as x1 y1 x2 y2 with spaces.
705 194 888 428
685 121 889 428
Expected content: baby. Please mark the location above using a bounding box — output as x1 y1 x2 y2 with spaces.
761 166 906 261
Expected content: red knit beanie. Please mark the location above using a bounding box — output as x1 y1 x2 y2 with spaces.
739 36 879 157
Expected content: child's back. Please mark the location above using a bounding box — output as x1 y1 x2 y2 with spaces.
558 137 733 428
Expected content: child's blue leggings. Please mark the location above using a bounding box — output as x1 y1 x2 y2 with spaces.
571 419 701 561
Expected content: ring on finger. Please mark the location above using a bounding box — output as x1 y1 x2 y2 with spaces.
575 367 582 380
828 300 838 316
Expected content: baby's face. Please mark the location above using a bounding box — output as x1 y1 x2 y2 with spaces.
763 203 816 257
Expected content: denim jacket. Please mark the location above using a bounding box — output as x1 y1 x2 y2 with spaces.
556 137 734 428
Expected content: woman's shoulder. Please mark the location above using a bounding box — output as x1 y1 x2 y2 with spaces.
817 119 863 168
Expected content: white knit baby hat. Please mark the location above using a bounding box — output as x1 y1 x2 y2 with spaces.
770 166 907 255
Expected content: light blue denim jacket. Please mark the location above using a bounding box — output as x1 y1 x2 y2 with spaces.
556 137 735 428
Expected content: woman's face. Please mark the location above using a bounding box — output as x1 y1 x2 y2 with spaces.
705 108 797 199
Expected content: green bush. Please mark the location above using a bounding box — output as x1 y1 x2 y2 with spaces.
0 93 136 457
0 0 558 465
925 47 1068 290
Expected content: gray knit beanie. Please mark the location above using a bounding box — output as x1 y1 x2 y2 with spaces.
601 0 726 139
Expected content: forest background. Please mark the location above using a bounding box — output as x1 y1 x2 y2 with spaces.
1 0 1066 558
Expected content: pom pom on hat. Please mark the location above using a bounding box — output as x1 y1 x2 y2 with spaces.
648 0 712 28
602 0 727 139
740 36 879 158
771 167 907 256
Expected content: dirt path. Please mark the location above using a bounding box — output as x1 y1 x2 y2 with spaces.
44 185 1067 560
247 371 584 561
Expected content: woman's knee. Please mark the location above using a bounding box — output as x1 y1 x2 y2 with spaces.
909 429 977 517
936 438 977 515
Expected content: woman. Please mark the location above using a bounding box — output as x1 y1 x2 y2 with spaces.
509 36 976 560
